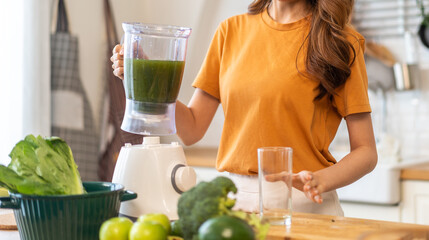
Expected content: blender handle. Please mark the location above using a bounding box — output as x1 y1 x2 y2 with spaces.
0 197 20 209
120 190 138 202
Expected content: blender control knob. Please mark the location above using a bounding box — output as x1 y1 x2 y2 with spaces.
171 165 197 194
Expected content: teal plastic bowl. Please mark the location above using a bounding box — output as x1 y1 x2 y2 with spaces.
0 181 137 240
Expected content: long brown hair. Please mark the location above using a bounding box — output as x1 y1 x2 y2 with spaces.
249 0 356 101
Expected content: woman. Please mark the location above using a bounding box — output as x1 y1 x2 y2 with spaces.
111 0 377 216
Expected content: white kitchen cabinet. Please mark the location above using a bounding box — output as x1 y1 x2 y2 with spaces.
401 180 429 225
337 180 429 225
340 202 401 222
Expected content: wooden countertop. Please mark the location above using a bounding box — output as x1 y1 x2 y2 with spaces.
267 212 429 240
184 148 429 181
184 147 217 168
400 162 429 181
2 210 428 240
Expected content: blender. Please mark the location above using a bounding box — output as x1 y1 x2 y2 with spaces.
112 23 196 220
121 22 191 135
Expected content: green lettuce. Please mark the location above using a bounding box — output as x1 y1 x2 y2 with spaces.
0 134 85 195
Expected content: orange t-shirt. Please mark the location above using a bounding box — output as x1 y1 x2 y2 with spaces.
192 10 371 175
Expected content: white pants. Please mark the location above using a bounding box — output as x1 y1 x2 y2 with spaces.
229 173 344 216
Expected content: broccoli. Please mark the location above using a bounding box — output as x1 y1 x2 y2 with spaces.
176 176 238 240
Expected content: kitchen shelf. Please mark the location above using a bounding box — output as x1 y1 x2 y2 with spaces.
352 0 429 39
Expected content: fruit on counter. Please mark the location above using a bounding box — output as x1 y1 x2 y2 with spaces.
0 187 8 197
168 236 184 240
129 221 168 240
138 213 171 234
170 220 184 237
198 215 255 240
99 214 174 240
0 134 84 195
174 176 270 240
99 217 133 240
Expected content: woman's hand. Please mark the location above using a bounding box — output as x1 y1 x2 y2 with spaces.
110 44 124 80
293 171 323 204
265 170 323 204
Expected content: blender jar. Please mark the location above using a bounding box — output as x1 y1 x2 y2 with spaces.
121 23 191 135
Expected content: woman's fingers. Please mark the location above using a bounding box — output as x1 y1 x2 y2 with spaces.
111 45 124 66
111 44 124 79
303 183 323 203
111 58 124 79
312 193 323 203
112 59 124 69
112 44 123 54
298 171 313 182
110 53 123 63
113 67 124 80
298 171 323 204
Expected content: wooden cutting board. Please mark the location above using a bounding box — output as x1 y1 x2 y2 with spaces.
0 213 17 230
266 212 429 240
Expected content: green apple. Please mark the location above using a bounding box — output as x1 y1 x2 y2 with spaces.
137 213 171 234
99 217 133 240
129 221 168 240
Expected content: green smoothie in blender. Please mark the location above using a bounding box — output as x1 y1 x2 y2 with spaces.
124 59 185 102
124 59 185 114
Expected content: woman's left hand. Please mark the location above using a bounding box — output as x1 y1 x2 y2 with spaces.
265 170 324 204
293 171 323 204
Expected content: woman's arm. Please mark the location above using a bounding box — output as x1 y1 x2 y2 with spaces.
176 88 220 146
298 112 378 203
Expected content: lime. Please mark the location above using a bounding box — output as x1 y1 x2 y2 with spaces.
137 213 171 234
129 221 168 240
170 220 183 237
99 217 133 240
198 215 255 240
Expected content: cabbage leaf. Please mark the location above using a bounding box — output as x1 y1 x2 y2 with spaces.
0 134 84 195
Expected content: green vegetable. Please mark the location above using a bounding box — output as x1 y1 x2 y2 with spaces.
0 134 85 195
198 215 255 240
227 211 270 240
175 176 269 240
176 176 237 240
170 220 184 237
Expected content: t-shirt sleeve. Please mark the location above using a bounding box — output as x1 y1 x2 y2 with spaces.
332 36 372 117
191 21 226 100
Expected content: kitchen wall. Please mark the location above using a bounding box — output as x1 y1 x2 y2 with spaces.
332 0 429 163
382 35 429 159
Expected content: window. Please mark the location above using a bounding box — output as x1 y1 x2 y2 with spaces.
0 0 51 165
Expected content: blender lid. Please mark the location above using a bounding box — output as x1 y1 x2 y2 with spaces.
122 22 192 38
